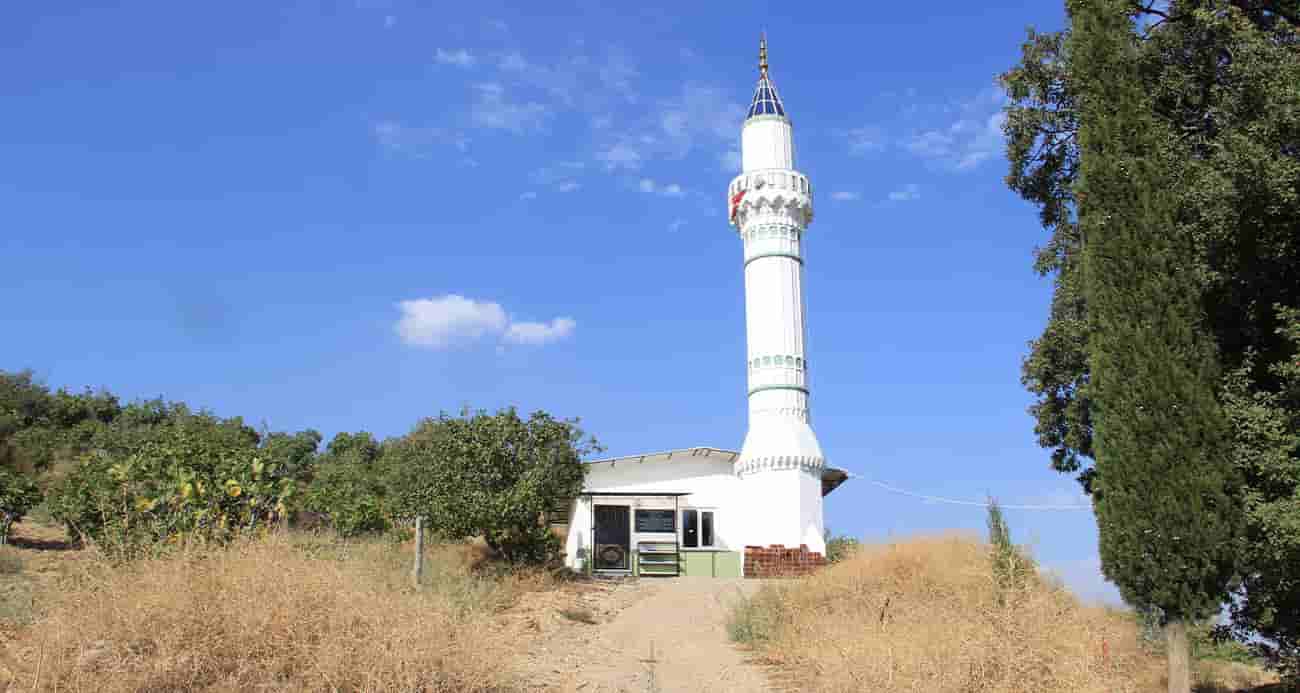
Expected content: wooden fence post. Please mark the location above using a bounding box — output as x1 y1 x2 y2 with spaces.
411 516 425 589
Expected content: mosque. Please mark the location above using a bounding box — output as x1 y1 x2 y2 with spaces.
561 38 848 577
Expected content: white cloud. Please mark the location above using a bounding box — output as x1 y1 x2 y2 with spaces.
397 295 576 349
830 191 860 201
396 295 507 348
661 183 684 197
504 317 576 345
557 181 581 192
887 184 921 201
470 83 545 134
638 178 656 193
435 48 476 68
596 142 642 171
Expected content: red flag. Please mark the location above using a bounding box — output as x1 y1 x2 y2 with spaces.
729 189 746 221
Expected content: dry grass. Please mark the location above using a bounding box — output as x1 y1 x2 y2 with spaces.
730 534 1214 693
1 532 539 692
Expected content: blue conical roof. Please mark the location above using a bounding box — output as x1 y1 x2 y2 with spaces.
747 75 787 119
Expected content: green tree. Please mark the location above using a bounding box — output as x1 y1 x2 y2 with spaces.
1069 1 1245 689
386 408 596 564
1003 1 1300 673
302 431 388 537
0 467 41 545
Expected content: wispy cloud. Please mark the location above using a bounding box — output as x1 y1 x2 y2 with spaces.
904 111 1005 170
504 317 576 345
720 148 741 172
830 191 861 201
383 15 396 29
596 142 642 171
843 126 885 154
887 184 921 201
557 181 581 192
396 295 576 349
469 83 546 134
519 191 538 200
668 218 687 233
372 120 466 157
638 179 685 196
435 48 476 68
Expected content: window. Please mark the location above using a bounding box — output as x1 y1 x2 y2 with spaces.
681 509 715 548
635 509 676 533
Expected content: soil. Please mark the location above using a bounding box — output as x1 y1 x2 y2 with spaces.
508 576 774 693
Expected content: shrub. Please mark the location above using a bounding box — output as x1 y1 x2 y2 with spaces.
824 528 860 563
301 432 389 537
0 467 41 545
45 423 293 555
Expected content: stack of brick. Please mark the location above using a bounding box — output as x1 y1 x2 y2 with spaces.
743 544 827 578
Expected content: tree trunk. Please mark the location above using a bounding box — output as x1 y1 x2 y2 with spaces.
411 516 424 589
1165 618 1190 693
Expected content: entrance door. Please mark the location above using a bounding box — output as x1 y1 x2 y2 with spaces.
593 505 630 571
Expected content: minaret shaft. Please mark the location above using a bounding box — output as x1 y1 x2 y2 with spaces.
728 38 826 555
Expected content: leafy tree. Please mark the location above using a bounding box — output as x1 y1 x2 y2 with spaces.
45 408 292 554
1069 1 1245 689
302 431 388 537
823 528 860 563
386 408 596 564
1003 0 1300 672
986 499 1034 599
0 467 41 545
260 429 322 486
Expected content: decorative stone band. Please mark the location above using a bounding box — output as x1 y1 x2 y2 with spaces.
734 454 825 478
742 223 802 242
748 354 807 371
731 194 812 228
747 384 809 397
744 251 802 268
750 406 810 422
729 169 810 199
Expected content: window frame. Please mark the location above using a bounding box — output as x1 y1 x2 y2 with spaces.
679 507 717 550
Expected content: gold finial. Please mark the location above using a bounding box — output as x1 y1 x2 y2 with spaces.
759 33 768 77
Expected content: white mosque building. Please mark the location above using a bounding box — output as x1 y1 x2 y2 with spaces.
562 38 848 577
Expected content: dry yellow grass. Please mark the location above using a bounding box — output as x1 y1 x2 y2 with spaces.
2 533 534 692
732 534 1176 692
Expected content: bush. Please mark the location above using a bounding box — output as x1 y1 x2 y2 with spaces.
824 528 860 563
0 467 41 545
300 432 389 537
45 422 294 556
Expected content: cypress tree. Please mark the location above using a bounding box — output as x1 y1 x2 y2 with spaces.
1068 2 1245 691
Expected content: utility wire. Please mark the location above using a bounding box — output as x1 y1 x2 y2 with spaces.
843 471 1093 511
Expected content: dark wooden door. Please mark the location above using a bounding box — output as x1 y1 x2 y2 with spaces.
593 505 630 570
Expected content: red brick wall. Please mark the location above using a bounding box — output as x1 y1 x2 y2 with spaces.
743 544 827 578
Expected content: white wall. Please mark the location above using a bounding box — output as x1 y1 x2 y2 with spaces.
563 455 745 570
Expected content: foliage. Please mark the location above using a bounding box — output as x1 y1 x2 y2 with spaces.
823 528 860 563
985 499 1034 599
0 467 41 545
386 408 597 564
45 412 294 555
302 431 389 537
1002 0 1300 671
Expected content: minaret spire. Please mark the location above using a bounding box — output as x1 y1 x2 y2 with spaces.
759 33 768 77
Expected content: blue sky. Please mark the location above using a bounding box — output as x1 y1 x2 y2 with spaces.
0 1 1117 601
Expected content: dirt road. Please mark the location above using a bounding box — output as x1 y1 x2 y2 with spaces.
515 577 774 693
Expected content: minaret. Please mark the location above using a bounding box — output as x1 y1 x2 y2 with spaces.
728 36 826 555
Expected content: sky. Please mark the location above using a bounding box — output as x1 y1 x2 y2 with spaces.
0 1 1119 602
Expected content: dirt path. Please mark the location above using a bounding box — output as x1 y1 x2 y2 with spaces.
515 577 773 693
